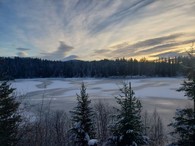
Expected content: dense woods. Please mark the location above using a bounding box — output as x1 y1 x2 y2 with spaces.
0 56 188 79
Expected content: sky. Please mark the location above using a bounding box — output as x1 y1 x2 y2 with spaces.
0 0 195 61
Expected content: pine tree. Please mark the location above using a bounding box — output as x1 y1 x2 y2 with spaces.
0 81 21 146
111 82 148 146
69 83 95 146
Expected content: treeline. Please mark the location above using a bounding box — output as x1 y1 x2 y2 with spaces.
0 56 188 79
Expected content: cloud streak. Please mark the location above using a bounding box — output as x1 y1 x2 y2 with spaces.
94 33 195 59
16 48 31 51
110 33 184 52
150 51 187 58
138 39 195 54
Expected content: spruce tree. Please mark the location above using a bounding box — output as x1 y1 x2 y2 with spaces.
69 83 95 146
111 82 148 146
0 81 21 146
169 49 195 146
177 49 195 112
169 108 194 146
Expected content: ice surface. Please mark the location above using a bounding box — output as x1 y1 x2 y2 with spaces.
11 77 185 99
46 80 74 89
11 80 42 94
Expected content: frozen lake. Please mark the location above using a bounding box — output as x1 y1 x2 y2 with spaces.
12 77 185 100
11 77 192 125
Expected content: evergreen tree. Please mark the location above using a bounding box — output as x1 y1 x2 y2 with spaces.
169 108 194 146
111 82 148 146
169 49 195 146
0 81 21 146
69 83 95 146
177 49 195 112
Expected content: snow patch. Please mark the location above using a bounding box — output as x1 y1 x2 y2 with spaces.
88 139 98 146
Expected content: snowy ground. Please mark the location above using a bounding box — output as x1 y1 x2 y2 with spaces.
11 77 192 126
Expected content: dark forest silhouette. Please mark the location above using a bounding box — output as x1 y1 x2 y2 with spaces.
0 56 189 80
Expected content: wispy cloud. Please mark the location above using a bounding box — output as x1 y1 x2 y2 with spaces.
88 0 155 35
42 41 74 60
0 0 195 60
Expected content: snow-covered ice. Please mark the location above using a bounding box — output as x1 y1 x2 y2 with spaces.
11 77 184 100
11 80 42 93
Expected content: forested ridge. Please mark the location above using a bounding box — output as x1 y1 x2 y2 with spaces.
0 56 189 79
